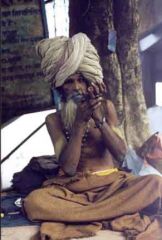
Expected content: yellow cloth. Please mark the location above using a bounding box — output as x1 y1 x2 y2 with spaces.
92 168 118 176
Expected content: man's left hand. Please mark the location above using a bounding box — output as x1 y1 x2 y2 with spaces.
87 82 107 122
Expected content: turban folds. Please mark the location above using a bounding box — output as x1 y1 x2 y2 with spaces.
36 33 103 88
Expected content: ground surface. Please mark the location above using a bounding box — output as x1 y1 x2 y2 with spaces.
1 226 125 240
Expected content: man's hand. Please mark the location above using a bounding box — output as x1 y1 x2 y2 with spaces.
75 100 92 124
88 82 107 123
74 81 107 126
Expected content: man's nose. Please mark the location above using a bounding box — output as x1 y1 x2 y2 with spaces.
73 81 80 90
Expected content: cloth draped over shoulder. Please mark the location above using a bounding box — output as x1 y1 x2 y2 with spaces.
36 33 103 88
24 171 162 240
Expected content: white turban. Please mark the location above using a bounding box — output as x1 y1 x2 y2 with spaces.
36 33 103 88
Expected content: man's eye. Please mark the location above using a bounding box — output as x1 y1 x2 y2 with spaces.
65 79 73 84
78 77 84 83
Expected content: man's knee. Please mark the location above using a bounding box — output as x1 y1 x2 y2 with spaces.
145 174 162 188
146 174 162 181
23 189 45 219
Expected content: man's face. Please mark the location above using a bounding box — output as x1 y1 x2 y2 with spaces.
62 73 88 98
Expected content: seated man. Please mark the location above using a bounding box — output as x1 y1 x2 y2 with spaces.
46 73 126 176
24 33 162 240
123 132 162 176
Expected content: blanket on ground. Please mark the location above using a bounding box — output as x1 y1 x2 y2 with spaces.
24 171 162 240
1 193 40 227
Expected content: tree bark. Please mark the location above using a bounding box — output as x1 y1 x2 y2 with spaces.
69 0 150 148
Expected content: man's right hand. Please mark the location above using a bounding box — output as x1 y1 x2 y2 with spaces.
75 100 92 124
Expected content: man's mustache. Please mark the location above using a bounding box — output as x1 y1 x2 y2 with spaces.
68 91 107 104
67 91 89 104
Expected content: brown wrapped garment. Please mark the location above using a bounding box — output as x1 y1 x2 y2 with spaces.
24 171 162 240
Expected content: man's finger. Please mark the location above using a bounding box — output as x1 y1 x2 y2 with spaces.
100 82 107 93
91 102 102 111
89 97 103 106
89 100 102 110
90 82 100 95
96 81 107 94
88 86 96 99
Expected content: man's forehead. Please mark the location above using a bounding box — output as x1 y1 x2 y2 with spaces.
64 73 84 83
67 72 82 79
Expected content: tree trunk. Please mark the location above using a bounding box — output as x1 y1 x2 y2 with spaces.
69 0 150 148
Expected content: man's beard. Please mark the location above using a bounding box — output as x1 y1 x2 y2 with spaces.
61 99 78 130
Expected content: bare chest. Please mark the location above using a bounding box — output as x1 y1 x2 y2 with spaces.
80 127 108 158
